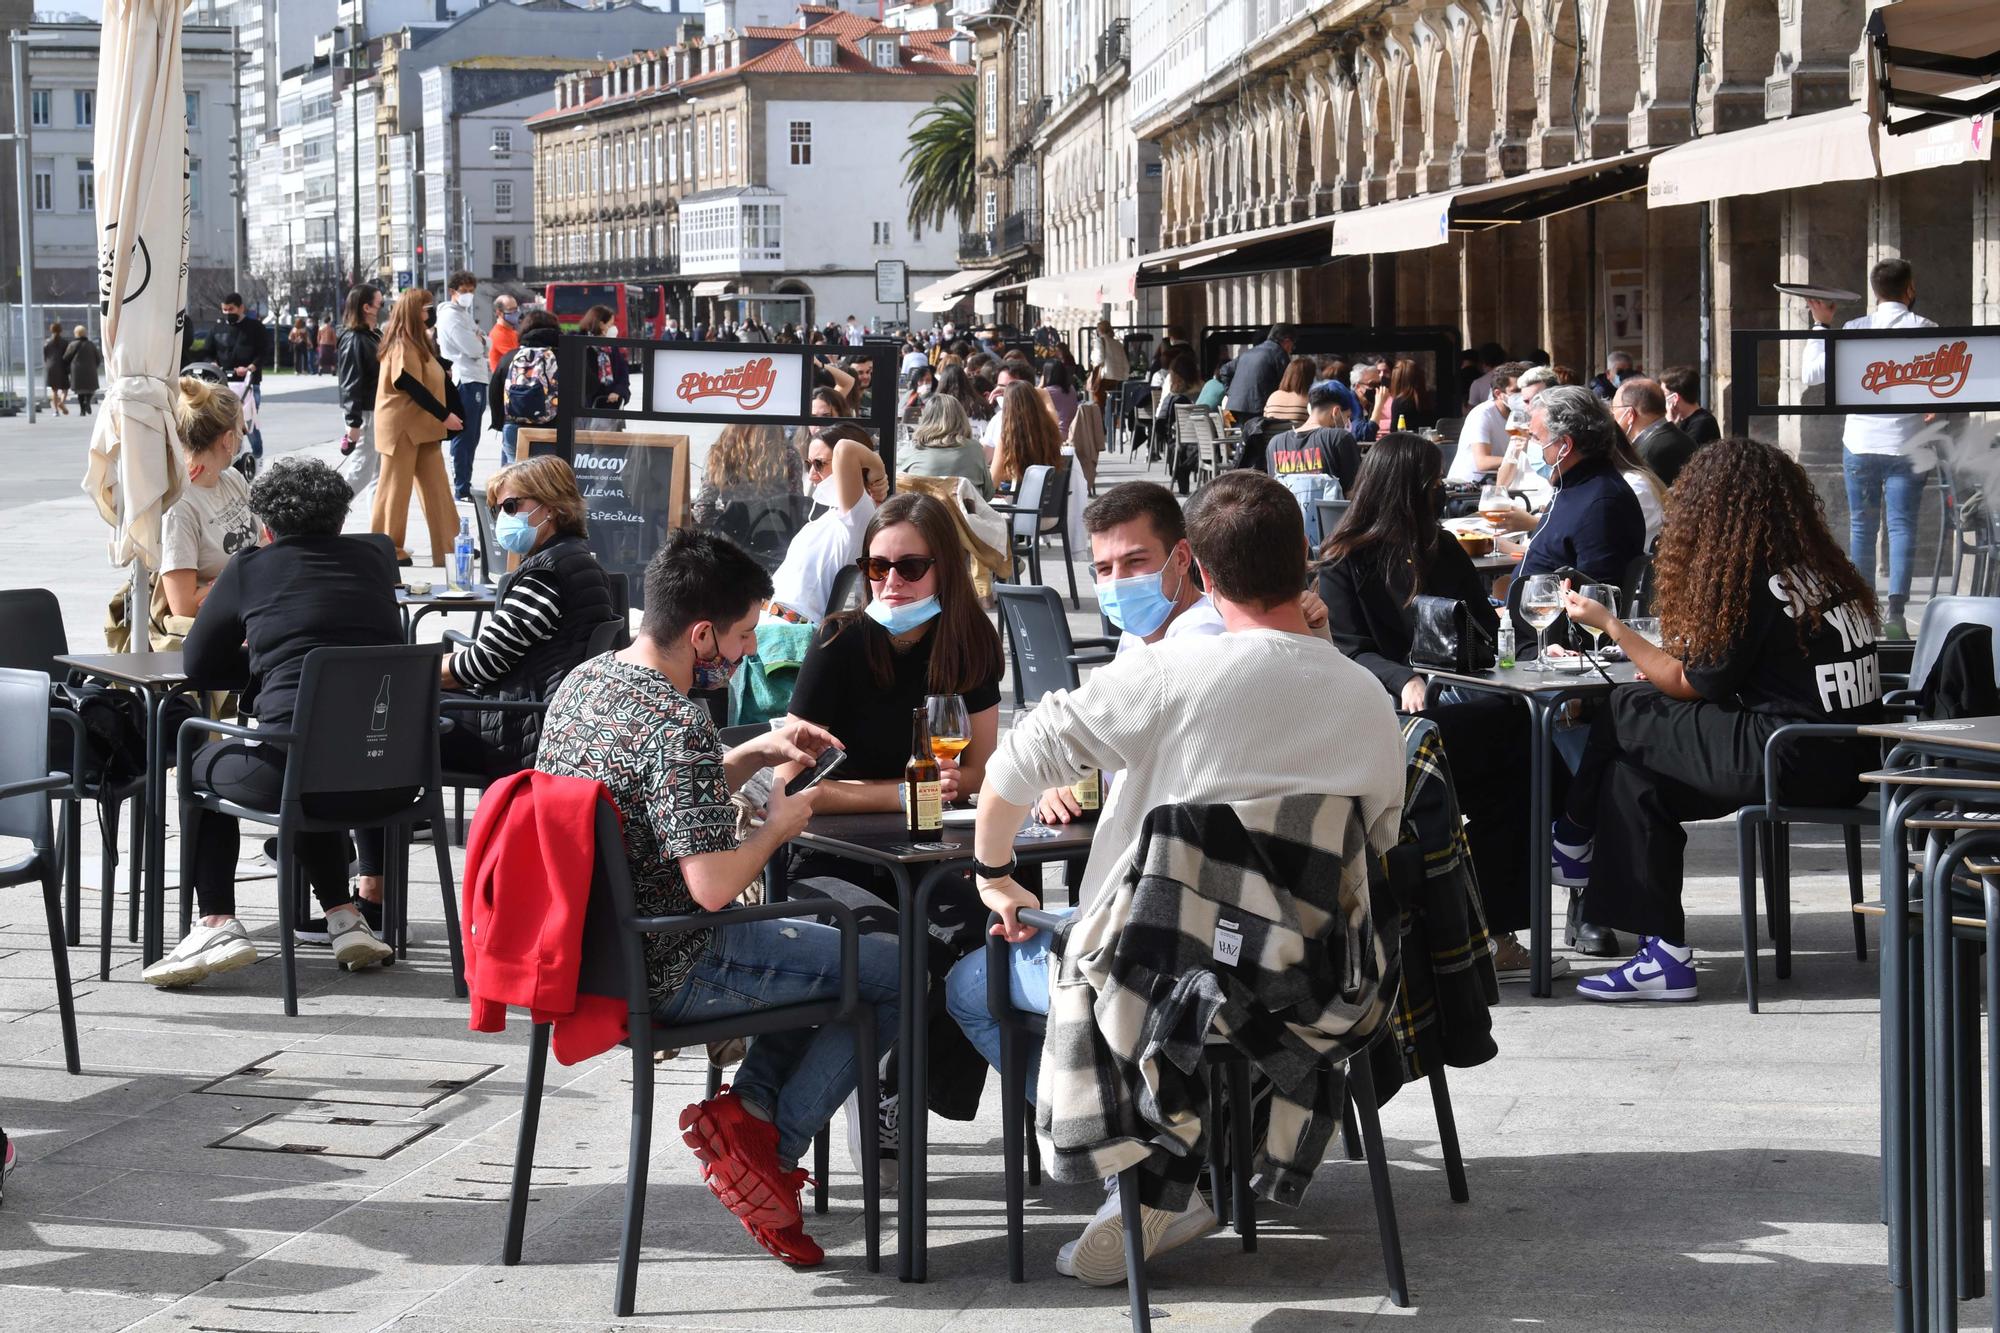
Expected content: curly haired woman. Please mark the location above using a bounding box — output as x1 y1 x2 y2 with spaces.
1557 439 1883 1002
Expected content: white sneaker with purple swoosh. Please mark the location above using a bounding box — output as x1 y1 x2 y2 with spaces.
1575 936 1697 1003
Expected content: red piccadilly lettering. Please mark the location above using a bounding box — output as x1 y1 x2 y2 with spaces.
676 356 777 410
1859 340 1973 400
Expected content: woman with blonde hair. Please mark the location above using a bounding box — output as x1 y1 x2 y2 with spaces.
159 376 261 622
369 288 463 565
689 423 807 545
900 392 992 498
989 380 1063 493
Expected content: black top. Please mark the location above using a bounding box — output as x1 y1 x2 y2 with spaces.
211 315 271 386
1632 418 1699 488
1320 537 1498 696
1683 566 1884 722
337 326 381 427
787 616 1003 780
1680 406 1722 447
1225 338 1287 415
1266 425 1361 495
1505 455 1647 643
182 534 403 733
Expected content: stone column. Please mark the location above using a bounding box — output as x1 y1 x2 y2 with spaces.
1645 202 1703 374
1539 209 1592 369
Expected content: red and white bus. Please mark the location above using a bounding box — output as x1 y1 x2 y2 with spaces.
542 282 671 338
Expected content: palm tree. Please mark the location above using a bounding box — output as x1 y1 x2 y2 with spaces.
902 84 976 235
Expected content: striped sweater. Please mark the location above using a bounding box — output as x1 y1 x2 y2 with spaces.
451 569 564 689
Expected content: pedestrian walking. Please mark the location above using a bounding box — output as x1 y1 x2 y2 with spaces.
288 317 310 374
316 316 337 374
63 325 101 416
336 284 384 499
42 322 70 416
436 269 489 502
368 287 463 566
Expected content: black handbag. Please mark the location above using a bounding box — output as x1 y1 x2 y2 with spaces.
1409 595 1496 673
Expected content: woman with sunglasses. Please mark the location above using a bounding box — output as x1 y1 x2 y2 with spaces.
782 490 1006 1150
763 433 884 625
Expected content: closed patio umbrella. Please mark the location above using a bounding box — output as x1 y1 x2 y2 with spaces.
80 0 187 571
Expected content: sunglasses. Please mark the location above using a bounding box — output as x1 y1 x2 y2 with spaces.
493 497 542 517
856 555 937 583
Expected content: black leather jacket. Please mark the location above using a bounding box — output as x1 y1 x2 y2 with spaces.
337 326 381 428
211 316 271 386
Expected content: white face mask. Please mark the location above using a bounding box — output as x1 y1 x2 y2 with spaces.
604 323 620 339
454 292 473 309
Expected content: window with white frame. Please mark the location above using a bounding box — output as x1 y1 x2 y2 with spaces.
185 91 200 127
667 130 678 182
76 158 94 211
982 188 996 231
742 202 782 261
1015 31 1030 103
696 122 708 177
727 116 738 174
28 89 49 127
491 127 511 156
615 139 625 190
640 136 651 187
710 121 721 172
810 38 835 67
982 69 996 135
494 235 515 268
871 221 890 245
873 39 897 68
788 120 811 166
658 131 669 183
74 90 93 127
681 126 692 178
494 179 514 214
30 159 51 212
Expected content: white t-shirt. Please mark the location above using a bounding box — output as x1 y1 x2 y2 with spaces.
1625 470 1664 548
1449 399 1509 482
160 468 259 581
766 480 875 623
1116 593 1225 655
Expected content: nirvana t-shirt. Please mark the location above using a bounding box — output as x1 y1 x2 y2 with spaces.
1264 426 1361 496
161 469 260 581
787 616 1003 779
1683 568 1883 721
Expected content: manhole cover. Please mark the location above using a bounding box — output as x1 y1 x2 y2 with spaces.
212 1112 442 1160
197 1051 500 1110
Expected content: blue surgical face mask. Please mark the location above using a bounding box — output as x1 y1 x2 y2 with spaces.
1098 562 1182 637
864 594 941 634
495 511 542 554
1530 440 1568 484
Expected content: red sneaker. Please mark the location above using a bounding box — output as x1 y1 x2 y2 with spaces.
743 1216 825 1267
679 1090 802 1229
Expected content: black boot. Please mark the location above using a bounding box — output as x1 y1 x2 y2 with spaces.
1566 888 1621 957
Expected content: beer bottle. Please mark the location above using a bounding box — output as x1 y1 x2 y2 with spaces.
904 708 943 837
1070 768 1102 817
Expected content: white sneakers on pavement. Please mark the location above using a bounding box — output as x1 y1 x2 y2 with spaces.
142 920 259 988
1057 1175 1219 1286
328 903 394 972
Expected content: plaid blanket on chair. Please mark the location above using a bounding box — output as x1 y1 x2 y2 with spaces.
1037 792 1399 1211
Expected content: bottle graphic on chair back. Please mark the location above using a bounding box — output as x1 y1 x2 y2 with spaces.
370 676 391 735
903 708 942 838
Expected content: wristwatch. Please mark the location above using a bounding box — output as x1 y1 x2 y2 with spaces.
971 856 1017 882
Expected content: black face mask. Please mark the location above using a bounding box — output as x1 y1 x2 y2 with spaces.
220 312 240 324
1431 486 1448 520
423 306 436 329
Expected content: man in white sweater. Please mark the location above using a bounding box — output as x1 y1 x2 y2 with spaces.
944 470 1404 1284
435 270 489 504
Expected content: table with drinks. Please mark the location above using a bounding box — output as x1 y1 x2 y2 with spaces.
779 693 1098 1282
396 517 497 640
1419 572 1652 995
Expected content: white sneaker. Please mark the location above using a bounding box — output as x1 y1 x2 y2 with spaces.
327 903 393 972
1060 1175 1218 1286
142 920 258 988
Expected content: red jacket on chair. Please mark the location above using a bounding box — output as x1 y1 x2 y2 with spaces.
462 769 628 1064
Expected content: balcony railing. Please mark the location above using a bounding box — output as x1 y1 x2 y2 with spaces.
1097 20 1129 78
958 208 1041 260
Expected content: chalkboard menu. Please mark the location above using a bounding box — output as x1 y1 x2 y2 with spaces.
521 428 688 610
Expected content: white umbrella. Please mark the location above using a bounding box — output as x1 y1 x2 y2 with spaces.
80 0 188 571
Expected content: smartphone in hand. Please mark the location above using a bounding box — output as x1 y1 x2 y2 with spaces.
784 746 846 796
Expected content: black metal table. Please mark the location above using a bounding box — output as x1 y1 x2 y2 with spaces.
785 810 1094 1283
397 586 497 641
1418 656 1640 996
53 651 190 966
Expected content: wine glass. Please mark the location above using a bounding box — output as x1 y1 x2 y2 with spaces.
1628 616 1664 649
1520 574 1563 673
1576 583 1619 667
925 694 971 811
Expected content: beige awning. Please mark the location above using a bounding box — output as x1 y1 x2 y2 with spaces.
1868 0 2000 134
973 279 1027 316
1645 104 1992 208
1331 150 1660 256
1026 260 1142 311
911 267 997 312
690 279 731 297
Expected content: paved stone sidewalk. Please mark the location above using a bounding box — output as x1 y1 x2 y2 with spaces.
0 417 1969 1330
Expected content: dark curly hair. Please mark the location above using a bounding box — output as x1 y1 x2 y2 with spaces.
248 458 353 537
1652 438 1876 664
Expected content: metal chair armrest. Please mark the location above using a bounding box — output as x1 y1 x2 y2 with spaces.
632 896 864 1014
177 716 296 796
442 630 476 650
1071 635 1117 652
989 503 1032 518
49 706 86 797
1018 906 1068 934
1883 687 1921 707
1068 651 1115 670
0 773 76 803
1762 722 1871 810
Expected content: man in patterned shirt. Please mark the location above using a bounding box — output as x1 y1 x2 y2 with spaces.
535 528 900 1267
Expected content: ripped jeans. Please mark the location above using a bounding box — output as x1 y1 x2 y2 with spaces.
653 886 901 1166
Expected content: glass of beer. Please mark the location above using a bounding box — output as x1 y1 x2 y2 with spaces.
926 694 971 809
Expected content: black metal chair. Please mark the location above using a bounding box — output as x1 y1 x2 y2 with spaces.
473 494 502 584
994 463 1081 609
1618 551 1656 617
1734 597 2000 1011
824 563 866 618
993 584 1116 711
0 666 80 1074
503 794 882 1316
1313 498 1351 546
991 901 1410 1332
0 587 148 979
175 643 467 1016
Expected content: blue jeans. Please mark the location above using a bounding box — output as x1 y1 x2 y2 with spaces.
451 382 487 495
943 908 1069 1102
655 906 900 1166
1843 449 1923 604
500 422 517 467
